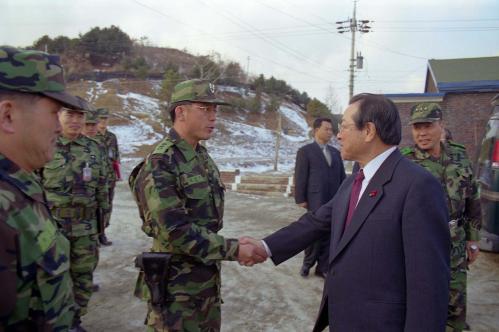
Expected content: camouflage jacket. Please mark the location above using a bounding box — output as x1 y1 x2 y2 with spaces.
91 135 115 184
401 141 481 241
129 129 238 301
41 135 110 237
0 153 74 330
97 130 120 181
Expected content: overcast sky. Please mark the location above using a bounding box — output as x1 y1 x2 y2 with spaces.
1 0 498 110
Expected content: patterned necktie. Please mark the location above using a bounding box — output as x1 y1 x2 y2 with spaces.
344 169 365 229
323 146 332 166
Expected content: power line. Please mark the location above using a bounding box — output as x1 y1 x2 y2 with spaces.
194 0 340 75
129 0 339 87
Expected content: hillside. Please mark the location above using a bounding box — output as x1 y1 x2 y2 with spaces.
66 79 319 176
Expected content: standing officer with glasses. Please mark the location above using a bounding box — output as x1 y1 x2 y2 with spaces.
129 79 266 331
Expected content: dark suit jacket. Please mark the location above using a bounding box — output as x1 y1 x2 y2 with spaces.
265 149 450 332
294 142 346 212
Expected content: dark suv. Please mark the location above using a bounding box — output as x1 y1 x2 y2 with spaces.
476 94 499 252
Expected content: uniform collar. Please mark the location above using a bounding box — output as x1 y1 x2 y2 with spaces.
413 142 447 161
168 128 206 162
58 134 87 146
0 153 45 203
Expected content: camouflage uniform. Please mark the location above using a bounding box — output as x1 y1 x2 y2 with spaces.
402 103 481 332
41 134 110 322
0 46 82 330
0 154 75 330
129 79 237 332
96 108 120 228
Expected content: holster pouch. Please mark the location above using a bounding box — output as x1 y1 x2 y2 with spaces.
135 252 172 307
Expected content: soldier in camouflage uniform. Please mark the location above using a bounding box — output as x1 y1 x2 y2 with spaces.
401 103 481 332
82 108 112 251
96 107 120 246
40 98 110 332
129 79 267 332
0 46 83 330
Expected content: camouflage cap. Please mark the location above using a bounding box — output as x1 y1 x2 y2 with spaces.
85 107 99 124
0 46 82 110
70 96 92 113
97 107 109 118
168 79 230 112
409 103 443 124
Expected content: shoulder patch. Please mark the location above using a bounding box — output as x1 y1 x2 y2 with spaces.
152 139 175 155
400 146 414 156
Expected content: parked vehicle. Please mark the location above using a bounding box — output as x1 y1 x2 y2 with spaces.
476 94 499 252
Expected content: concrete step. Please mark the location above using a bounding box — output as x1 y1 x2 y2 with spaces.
237 183 289 192
236 189 289 197
239 175 291 185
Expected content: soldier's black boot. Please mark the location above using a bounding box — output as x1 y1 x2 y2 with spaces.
99 233 112 246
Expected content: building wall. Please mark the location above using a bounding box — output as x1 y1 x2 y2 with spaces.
424 69 438 93
396 92 497 162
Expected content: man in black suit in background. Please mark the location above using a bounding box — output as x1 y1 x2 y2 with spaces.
294 118 346 278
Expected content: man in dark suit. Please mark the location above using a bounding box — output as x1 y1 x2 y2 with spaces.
242 93 450 331
294 118 346 278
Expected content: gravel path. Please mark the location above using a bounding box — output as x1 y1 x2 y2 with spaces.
82 182 499 331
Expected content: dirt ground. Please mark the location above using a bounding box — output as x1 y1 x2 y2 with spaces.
83 181 499 331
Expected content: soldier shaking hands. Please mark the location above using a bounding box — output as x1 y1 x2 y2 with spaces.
129 79 267 332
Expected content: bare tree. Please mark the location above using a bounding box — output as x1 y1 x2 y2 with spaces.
325 84 343 114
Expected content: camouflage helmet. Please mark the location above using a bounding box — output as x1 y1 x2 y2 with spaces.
0 45 82 110
97 107 110 118
409 103 443 125
168 79 230 113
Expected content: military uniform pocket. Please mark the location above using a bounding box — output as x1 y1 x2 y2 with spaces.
42 158 67 189
181 174 210 200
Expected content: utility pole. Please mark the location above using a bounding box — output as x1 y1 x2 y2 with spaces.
246 56 250 83
273 111 282 171
336 1 372 100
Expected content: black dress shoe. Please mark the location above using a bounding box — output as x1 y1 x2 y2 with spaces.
99 234 113 246
300 266 310 277
314 270 327 279
92 283 100 292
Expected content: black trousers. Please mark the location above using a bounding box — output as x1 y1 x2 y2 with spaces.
302 235 330 273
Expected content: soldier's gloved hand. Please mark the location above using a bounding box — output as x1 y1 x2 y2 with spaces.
237 236 268 266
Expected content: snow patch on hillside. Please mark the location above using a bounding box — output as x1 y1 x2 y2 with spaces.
117 92 161 116
279 103 309 134
110 119 162 154
96 83 313 173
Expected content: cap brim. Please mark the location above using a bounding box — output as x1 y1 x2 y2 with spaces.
42 91 87 111
192 98 231 106
168 99 231 112
409 118 440 125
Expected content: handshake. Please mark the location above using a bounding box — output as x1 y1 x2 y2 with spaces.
237 236 268 266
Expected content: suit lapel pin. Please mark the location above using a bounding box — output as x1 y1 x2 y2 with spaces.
369 190 377 197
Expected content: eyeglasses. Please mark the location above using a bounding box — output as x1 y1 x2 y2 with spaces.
192 104 217 113
338 123 356 132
